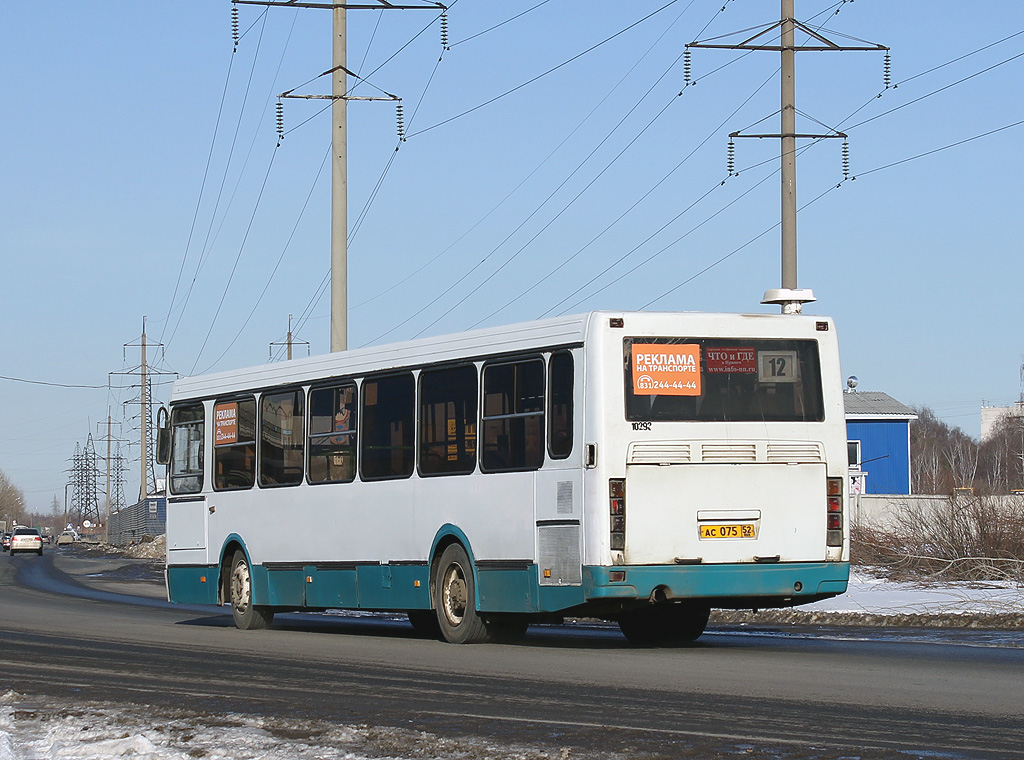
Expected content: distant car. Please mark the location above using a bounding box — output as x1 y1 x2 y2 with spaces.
9 528 44 556
1 533 10 552
56 531 78 546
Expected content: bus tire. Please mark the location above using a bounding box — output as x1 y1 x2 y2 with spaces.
229 551 274 630
618 602 710 646
434 544 491 644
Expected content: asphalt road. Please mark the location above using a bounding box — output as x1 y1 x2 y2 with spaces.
1 550 1022 759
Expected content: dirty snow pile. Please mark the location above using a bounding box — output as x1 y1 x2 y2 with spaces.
0 691 574 760
119 534 166 560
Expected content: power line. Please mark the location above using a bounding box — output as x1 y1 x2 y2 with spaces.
553 18 1024 315
203 143 332 371
405 0 683 140
448 0 553 48
0 375 107 390
640 116 1024 309
165 10 273 352
191 146 282 375
482 67 777 327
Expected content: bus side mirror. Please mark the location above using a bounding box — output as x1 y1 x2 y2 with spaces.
155 407 171 466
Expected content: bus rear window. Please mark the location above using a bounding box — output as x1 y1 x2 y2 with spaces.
624 337 824 422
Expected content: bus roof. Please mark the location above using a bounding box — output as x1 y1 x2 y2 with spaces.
170 310 834 402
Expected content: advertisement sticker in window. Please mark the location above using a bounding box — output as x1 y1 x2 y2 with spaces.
215 402 238 446
632 343 701 396
705 346 756 374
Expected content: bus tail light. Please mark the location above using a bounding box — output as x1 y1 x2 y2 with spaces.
826 477 843 546
609 478 625 550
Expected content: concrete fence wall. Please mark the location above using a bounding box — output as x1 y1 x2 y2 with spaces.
852 493 1024 530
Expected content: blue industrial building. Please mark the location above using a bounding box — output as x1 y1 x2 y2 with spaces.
844 391 917 495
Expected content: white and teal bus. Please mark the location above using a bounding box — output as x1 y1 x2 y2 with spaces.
159 310 849 644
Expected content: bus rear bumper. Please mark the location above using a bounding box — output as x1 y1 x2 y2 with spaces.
583 561 849 608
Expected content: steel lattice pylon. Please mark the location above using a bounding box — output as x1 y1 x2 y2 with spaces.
68 435 101 527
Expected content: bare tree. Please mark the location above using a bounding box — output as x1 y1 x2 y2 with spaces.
910 406 980 494
979 414 1024 493
0 469 27 527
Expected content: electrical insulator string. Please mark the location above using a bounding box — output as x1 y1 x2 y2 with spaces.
231 4 240 51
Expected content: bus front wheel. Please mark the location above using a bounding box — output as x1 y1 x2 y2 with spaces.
229 551 274 630
434 544 490 644
618 602 710 646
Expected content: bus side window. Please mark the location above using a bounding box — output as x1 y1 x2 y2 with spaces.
308 383 357 484
419 365 477 476
548 351 573 459
259 389 304 487
481 358 544 472
361 373 415 481
170 404 204 494
213 397 257 491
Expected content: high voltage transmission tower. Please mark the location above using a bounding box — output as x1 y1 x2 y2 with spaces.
686 0 887 314
113 318 176 503
68 436 101 528
97 410 128 540
232 0 446 352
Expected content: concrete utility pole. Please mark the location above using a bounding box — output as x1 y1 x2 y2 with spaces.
106 412 112 541
687 0 887 314
332 3 348 352
269 314 310 361
780 0 797 295
235 0 444 352
140 321 148 502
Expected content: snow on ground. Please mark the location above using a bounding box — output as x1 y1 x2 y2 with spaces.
803 569 1024 616
0 691 578 760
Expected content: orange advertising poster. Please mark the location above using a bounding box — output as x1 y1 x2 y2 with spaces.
214 402 238 446
632 343 702 396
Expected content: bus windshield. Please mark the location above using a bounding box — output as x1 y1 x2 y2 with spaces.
624 337 824 422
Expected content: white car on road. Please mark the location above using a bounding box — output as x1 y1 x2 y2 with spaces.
9 527 44 556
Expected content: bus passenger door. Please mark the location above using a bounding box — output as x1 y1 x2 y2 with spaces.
165 496 209 565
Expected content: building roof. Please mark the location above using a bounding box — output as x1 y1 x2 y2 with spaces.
843 391 917 420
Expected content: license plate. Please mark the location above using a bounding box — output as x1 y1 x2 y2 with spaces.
699 523 757 539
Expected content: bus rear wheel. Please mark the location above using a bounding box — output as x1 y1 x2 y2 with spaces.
229 551 274 630
618 602 710 646
434 544 491 644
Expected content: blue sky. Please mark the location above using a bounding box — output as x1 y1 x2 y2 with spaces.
1 1 1022 508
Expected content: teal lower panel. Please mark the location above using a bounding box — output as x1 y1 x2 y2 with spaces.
584 562 850 605
304 567 358 608
537 584 586 612
166 565 219 605
477 568 535 612
169 560 847 614
246 564 432 611
476 568 586 613
355 565 431 610
265 568 305 607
